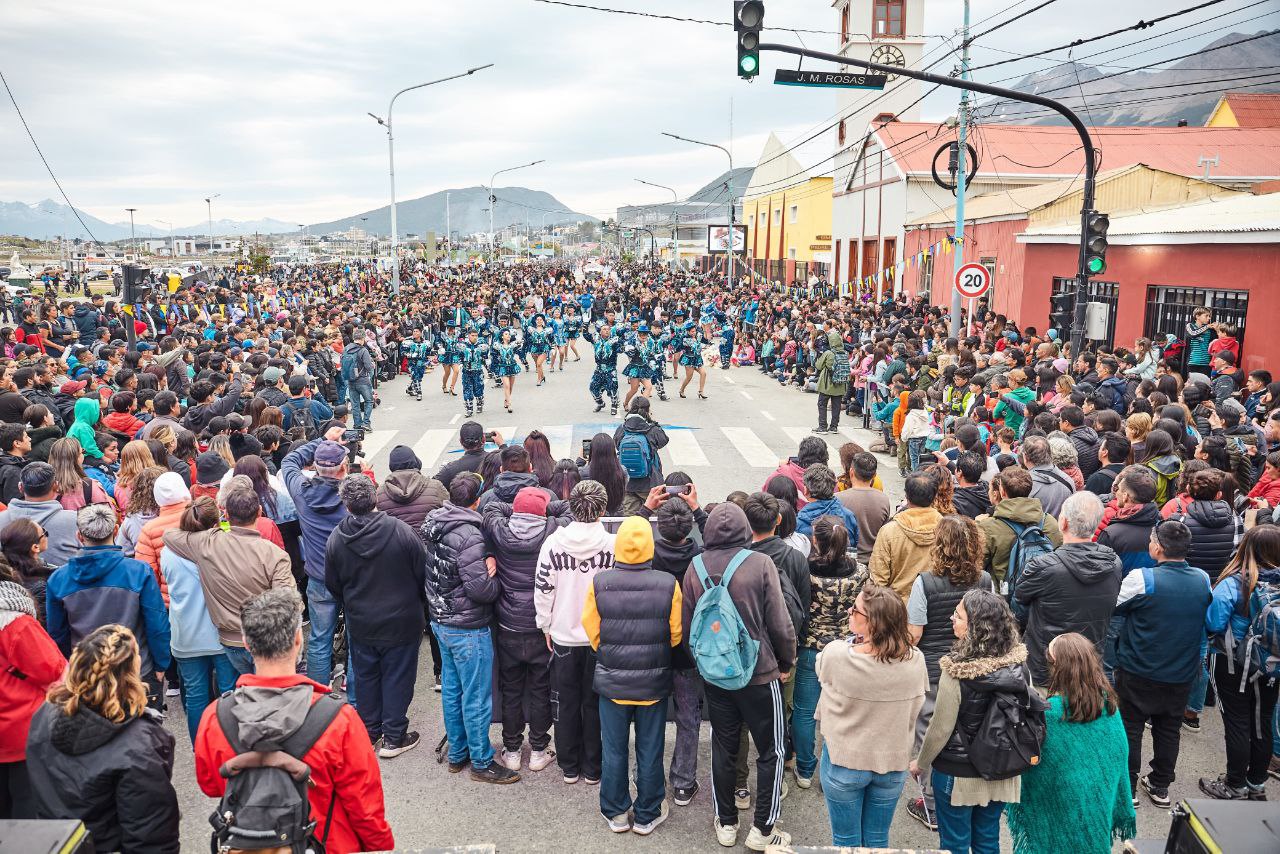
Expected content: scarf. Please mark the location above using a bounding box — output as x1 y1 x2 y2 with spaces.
0 580 36 618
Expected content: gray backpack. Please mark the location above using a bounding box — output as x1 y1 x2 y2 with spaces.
209 692 344 853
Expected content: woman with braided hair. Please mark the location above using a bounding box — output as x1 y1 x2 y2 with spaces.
26 624 180 851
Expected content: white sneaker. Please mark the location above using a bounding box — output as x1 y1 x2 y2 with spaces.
734 787 751 810
528 748 555 771
780 778 790 800
632 800 669 836
795 774 812 789
164 687 181 697
745 826 791 851
604 812 631 833
714 817 738 848
500 749 521 771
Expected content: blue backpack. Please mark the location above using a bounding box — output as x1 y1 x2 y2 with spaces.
340 348 360 382
1000 514 1055 619
618 428 655 480
689 551 760 690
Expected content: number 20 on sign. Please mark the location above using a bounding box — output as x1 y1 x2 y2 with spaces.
955 262 990 299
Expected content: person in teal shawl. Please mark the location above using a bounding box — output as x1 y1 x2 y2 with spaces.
1007 632 1136 854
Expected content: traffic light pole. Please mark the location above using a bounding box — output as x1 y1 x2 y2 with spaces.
756 41 1098 356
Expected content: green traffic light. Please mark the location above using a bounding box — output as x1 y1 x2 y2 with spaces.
740 54 759 75
1087 256 1106 275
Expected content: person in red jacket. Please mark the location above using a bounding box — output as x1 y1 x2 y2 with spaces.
0 566 65 818
195 587 393 854
1248 452 1280 509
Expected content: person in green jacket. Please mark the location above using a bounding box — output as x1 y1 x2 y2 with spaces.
992 368 1036 436
813 330 849 434
66 396 103 461
1006 632 1135 854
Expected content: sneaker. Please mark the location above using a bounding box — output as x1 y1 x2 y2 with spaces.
584 776 600 785
631 800 669 835
1199 774 1249 800
744 826 790 851
500 749 522 771
471 763 521 784
563 771 580 784
378 731 421 759
780 779 789 800
1183 713 1201 733
906 797 937 830
528 748 555 771
165 687 181 697
1133 794 1140 808
794 774 812 790
1139 774 1172 808
432 674 442 693
604 812 631 833
734 787 751 810
673 781 698 806
447 758 470 774
1248 783 1268 801
714 818 738 848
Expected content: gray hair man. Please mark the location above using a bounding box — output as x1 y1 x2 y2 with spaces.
1020 435 1073 518
1013 491 1122 686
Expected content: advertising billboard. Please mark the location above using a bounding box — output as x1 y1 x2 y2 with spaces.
707 224 747 254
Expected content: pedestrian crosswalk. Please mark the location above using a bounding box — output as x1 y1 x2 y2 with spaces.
359 419 883 475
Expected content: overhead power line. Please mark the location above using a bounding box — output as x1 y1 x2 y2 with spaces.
966 0 1060 44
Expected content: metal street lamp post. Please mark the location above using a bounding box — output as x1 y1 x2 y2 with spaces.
486 159 545 263
369 63 493 293
204 194 220 256
124 208 138 259
661 132 735 288
635 178 679 270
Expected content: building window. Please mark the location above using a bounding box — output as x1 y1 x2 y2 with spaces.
840 5 850 44
789 248 797 260
920 253 934 302
838 120 846 147
1144 285 1249 354
980 255 997 302
873 0 904 38
773 209 782 226
788 205 798 224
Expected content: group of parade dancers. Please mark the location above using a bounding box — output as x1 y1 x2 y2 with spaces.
396 298 732 418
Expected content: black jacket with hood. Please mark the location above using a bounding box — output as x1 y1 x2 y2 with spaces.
952 484 992 519
1014 540 1123 686
325 510 427 646
420 502 497 629
27 703 179 854
679 503 796 686
750 534 811 642
482 499 572 633
1173 499 1241 583
376 469 448 529
932 645 1033 779
614 413 669 495
1067 425 1101 479
652 535 701 669
477 470 555 510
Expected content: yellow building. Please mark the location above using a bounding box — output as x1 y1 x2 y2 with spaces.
1205 93 1280 128
742 133 833 283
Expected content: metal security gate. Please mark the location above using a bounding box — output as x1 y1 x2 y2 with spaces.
1053 277 1118 349
1144 285 1248 352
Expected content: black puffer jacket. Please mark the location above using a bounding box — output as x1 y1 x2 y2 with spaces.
1014 541 1122 686
1067 425 1101 479
26 703 179 854
482 500 571 633
420 503 497 629
933 645 1033 780
652 535 701 669
952 484 992 519
376 469 448 529
1174 499 1240 583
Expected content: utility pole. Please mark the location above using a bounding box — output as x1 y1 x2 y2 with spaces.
949 0 971 338
662 132 733 292
205 194 220 257
486 159 545 263
125 208 137 259
446 191 451 266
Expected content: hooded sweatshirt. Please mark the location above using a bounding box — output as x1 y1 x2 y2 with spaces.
67 396 103 459
375 469 448 529
680 503 797 686
483 501 572 633
613 414 669 495
534 520 616 646
978 497 1064 586
869 505 943 600
0 499 79 566
280 440 348 581
477 470 554 510
325 511 426 647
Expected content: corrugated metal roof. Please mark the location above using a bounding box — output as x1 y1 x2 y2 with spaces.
1022 192 1280 236
878 122 1280 180
1218 94 1280 128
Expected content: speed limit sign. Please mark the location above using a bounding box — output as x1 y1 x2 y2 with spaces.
955 263 990 299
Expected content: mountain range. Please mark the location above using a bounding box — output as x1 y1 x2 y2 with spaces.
304 186 592 237
0 200 297 242
986 30 1280 127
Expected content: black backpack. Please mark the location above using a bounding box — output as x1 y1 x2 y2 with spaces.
209 691 345 854
283 398 319 441
964 677 1049 781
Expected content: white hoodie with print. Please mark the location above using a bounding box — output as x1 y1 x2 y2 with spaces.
533 520 616 647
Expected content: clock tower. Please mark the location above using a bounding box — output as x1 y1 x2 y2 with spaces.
831 0 927 140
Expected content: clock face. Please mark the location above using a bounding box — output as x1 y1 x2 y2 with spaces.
869 44 906 81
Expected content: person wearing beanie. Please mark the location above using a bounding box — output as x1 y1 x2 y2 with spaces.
534 479 616 785
580 516 681 835
376 445 448 530
193 451 231 500
326 475 427 758
482 485 572 773
134 471 193 606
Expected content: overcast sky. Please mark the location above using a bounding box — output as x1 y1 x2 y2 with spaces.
3 0 1274 229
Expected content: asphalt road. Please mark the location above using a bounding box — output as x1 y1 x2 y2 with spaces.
166 353 1234 852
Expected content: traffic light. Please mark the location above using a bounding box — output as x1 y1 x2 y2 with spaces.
1050 290 1074 335
1085 210 1109 276
735 1 764 79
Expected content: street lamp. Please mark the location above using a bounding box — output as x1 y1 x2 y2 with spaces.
156 219 173 258
635 178 679 270
204 194 220 256
662 132 736 289
486 159 545 262
124 208 138 259
369 63 494 292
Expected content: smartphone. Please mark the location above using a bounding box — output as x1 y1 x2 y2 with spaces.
581 438 592 460
484 431 497 443
340 428 363 443
665 484 690 496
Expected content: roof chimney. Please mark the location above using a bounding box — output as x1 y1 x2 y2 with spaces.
873 112 897 125
1177 119 1188 127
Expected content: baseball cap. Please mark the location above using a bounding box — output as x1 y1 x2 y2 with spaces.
314 440 348 468
459 421 485 447
263 366 286 383
60 380 87 395
512 486 550 516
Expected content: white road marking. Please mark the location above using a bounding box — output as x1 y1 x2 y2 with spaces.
665 430 710 467
761 410 775 421
721 426 778 468
740 390 753 400
540 424 574 461
782 426 812 448
412 429 458 470
359 429 398 463
450 413 461 425
723 374 735 384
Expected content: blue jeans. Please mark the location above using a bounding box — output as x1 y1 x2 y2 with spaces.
432 623 495 769
599 698 667 825
348 379 374 429
819 746 907 847
933 770 1003 854
221 644 255 677
791 648 821 778
175 654 238 745
306 578 338 684
1187 636 1210 714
